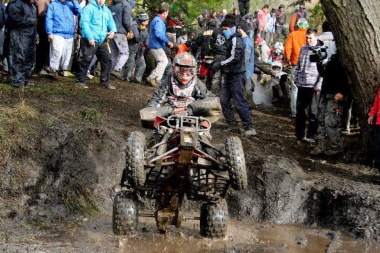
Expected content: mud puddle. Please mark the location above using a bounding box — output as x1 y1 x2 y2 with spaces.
2 212 379 253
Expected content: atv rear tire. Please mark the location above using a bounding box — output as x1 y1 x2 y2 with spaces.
112 191 138 235
200 199 228 238
225 136 248 191
126 131 146 187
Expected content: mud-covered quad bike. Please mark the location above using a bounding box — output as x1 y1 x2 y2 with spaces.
113 104 248 238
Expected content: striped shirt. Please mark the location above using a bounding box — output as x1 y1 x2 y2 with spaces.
294 45 323 90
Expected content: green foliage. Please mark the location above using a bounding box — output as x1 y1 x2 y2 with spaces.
307 3 325 29
81 108 101 122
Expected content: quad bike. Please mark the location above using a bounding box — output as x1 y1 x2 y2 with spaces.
112 98 248 238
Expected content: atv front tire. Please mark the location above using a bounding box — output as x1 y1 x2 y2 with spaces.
225 136 248 191
112 191 138 235
200 199 228 238
126 131 146 187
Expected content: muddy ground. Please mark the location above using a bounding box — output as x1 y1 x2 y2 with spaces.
1 75 380 252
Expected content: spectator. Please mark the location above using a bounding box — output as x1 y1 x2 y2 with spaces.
238 0 250 16
368 86 380 170
317 21 337 61
208 10 221 28
255 36 270 63
6 0 39 87
289 7 302 33
243 11 259 41
300 4 307 19
76 0 117 89
293 28 323 142
284 18 309 117
35 0 50 75
197 9 209 31
124 12 149 83
311 51 348 156
219 9 227 22
232 8 243 25
109 0 135 80
265 8 276 46
45 0 82 77
275 4 288 42
211 14 256 137
257 4 269 38
146 2 173 87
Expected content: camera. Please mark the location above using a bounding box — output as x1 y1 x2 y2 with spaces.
309 46 328 63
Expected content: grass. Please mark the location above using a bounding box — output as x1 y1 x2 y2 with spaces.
81 107 101 122
62 185 101 217
0 100 38 166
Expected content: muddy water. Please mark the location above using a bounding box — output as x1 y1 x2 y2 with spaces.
4 212 378 253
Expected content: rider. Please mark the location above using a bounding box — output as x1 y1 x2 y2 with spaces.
147 52 207 108
142 52 221 125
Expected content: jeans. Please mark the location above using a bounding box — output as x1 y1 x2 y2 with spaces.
220 72 252 128
77 39 112 85
295 87 319 139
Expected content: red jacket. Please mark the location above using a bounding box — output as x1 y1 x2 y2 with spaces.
369 88 380 125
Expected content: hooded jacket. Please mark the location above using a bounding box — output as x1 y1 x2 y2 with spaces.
80 0 116 43
45 0 81 39
108 0 133 34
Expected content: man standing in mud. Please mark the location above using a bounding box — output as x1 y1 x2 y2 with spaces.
6 0 39 88
211 14 257 137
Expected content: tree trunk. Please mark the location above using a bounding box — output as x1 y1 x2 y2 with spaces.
320 0 380 164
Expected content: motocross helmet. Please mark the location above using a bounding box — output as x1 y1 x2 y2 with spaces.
271 61 283 74
173 52 197 86
273 42 284 55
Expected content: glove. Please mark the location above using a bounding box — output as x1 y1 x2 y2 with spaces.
210 61 221 75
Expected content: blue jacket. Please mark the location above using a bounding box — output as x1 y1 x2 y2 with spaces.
80 0 116 43
45 0 81 39
148 15 169 49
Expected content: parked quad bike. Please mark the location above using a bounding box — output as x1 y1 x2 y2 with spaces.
113 101 248 238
